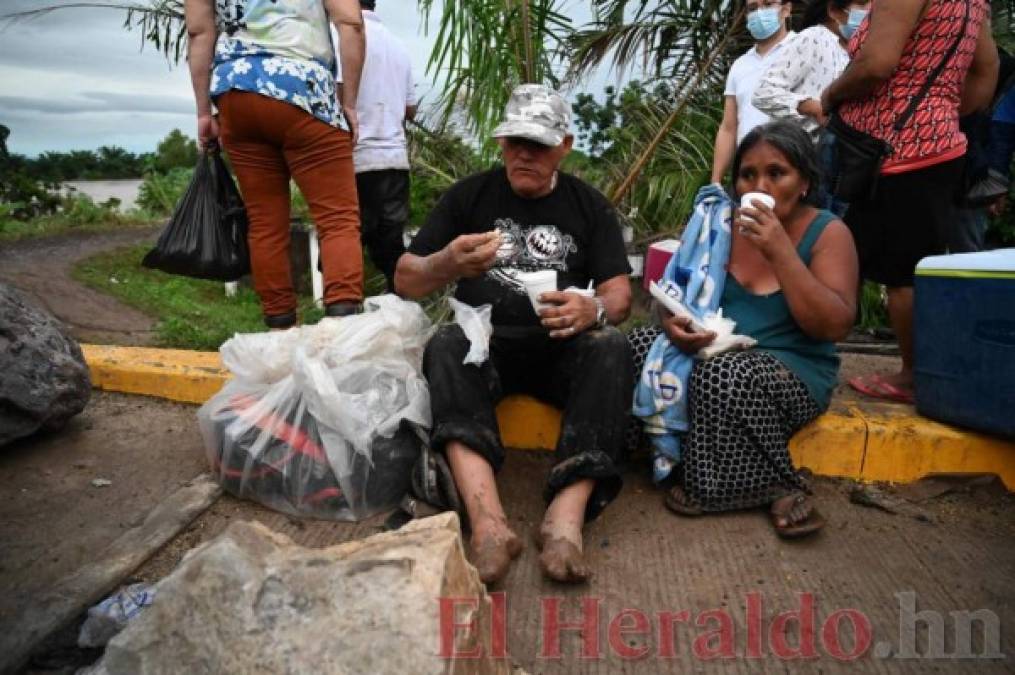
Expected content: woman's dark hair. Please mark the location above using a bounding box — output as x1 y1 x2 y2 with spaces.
732 120 822 205
799 0 851 31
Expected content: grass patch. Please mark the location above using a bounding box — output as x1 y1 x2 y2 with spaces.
73 244 320 350
0 213 157 243
73 243 391 351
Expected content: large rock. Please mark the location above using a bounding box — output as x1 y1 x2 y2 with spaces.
0 282 90 446
92 513 512 674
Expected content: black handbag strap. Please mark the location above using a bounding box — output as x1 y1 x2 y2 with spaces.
892 0 971 133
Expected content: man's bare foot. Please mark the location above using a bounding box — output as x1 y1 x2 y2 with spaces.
470 525 523 585
535 521 591 583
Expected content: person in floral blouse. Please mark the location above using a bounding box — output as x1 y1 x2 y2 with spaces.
185 0 366 328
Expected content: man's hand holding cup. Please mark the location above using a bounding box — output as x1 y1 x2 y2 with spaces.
539 290 598 339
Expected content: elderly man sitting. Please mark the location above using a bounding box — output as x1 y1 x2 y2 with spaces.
394 84 633 584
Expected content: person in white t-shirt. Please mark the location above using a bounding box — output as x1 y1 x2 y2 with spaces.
710 0 795 184
335 0 418 291
752 0 869 215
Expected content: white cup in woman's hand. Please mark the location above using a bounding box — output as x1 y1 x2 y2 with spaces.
740 192 775 216
738 192 775 233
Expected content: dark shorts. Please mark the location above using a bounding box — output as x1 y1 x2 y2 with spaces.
844 157 965 287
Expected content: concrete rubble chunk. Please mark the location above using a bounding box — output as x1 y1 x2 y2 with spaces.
90 513 513 674
0 282 91 447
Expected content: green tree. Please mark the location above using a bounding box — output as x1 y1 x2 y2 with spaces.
0 129 61 220
572 88 621 158
569 81 718 240
154 129 198 172
97 145 145 177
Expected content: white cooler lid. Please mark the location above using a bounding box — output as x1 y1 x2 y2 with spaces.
917 248 1015 273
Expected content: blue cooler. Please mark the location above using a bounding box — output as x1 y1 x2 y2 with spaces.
914 249 1015 438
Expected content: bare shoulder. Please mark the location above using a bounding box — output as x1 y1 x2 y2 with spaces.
811 216 859 278
814 217 855 251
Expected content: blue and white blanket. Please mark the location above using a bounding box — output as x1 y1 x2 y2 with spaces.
632 184 734 482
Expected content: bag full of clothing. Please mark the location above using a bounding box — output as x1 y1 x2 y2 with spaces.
142 146 251 281
198 295 433 520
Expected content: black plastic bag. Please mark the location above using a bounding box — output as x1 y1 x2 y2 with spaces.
142 148 250 281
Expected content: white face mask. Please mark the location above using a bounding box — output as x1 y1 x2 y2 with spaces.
747 6 783 41
838 7 868 40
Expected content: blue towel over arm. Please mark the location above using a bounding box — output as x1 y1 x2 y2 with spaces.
632 184 734 482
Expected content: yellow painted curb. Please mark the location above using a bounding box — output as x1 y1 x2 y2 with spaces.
852 402 1015 489
81 344 1015 489
789 406 868 480
82 344 228 406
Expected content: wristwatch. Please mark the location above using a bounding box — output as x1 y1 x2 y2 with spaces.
593 297 608 329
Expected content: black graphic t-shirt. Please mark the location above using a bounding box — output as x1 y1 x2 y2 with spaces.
409 167 631 329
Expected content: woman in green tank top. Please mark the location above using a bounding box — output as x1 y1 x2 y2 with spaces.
630 121 858 537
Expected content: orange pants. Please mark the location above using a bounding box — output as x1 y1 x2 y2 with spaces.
218 91 363 322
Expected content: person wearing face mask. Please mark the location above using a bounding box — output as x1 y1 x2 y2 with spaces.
752 0 870 215
753 1 870 141
710 0 796 185
838 4 869 39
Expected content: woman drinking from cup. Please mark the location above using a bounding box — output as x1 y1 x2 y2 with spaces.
631 121 858 537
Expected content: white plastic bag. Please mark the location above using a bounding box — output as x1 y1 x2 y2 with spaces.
198 295 433 520
448 298 493 365
650 280 756 359
220 325 301 384
696 310 757 359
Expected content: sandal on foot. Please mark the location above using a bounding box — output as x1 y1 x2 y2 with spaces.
770 493 825 539
848 374 914 405
664 486 704 517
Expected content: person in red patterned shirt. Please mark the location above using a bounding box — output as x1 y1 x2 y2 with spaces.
820 0 998 403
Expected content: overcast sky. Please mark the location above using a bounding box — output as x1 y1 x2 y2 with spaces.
0 0 623 157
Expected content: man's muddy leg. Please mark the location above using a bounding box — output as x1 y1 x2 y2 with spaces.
538 477 594 583
534 327 632 583
446 440 522 585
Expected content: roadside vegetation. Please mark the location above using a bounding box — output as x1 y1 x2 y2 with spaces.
0 126 198 242
73 243 389 350
73 244 275 350
0 197 154 243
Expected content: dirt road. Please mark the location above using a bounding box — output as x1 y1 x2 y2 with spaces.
0 391 208 674
0 228 159 346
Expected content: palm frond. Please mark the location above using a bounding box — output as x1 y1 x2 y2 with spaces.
568 0 746 83
418 0 573 150
572 81 722 240
605 7 743 204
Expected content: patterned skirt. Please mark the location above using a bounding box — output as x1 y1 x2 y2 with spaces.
628 327 821 511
